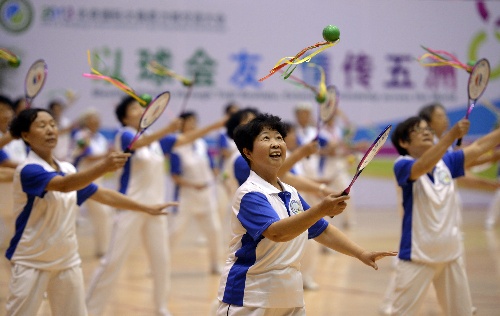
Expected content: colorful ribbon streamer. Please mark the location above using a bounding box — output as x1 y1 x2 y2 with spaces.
417 46 472 72
83 50 147 106
259 39 338 82
281 63 328 104
0 48 20 66
147 60 193 86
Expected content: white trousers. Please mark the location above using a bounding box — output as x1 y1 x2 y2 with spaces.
389 257 473 316
6 264 87 316
86 210 170 315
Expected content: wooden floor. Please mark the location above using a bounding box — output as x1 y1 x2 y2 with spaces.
1 205 499 316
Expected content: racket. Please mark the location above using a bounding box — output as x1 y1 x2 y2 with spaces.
316 85 339 138
456 58 490 146
124 91 171 153
342 124 392 195
24 59 48 108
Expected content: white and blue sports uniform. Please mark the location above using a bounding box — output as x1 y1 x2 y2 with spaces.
0 136 28 244
73 128 113 257
86 127 177 316
217 171 328 310
388 151 473 315
169 138 222 271
5 150 97 316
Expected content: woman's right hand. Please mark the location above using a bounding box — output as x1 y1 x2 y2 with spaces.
319 193 350 217
103 151 131 172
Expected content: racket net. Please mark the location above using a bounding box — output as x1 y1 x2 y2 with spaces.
25 60 47 99
140 91 170 129
358 125 392 171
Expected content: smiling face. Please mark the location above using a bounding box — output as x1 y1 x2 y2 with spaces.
22 111 58 154
243 127 287 179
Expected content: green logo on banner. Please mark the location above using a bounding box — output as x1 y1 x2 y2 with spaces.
0 0 33 33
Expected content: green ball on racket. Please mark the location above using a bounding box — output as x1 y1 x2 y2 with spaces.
467 60 477 67
322 25 340 42
316 93 327 103
8 58 21 68
140 93 152 106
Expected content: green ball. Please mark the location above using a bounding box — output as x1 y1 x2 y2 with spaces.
182 78 193 87
316 93 327 104
466 60 477 67
140 93 152 106
8 58 21 68
322 25 340 42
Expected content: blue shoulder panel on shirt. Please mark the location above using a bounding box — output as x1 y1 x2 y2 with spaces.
238 192 280 241
20 164 58 197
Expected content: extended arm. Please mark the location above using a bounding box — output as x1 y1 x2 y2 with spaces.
315 225 397 270
463 128 500 167
262 194 349 242
45 152 130 192
129 119 181 150
174 116 228 148
90 186 177 215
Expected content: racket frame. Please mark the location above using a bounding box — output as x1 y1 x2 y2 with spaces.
24 59 48 107
124 91 171 153
342 124 392 195
457 58 490 146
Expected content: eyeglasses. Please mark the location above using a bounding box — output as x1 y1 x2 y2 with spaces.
410 126 434 134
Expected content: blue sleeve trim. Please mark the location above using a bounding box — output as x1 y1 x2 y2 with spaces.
20 164 58 197
77 183 98 206
160 135 177 154
237 192 280 241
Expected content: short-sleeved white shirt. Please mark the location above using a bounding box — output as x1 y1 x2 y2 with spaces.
217 171 328 308
5 151 97 270
394 151 465 263
170 138 215 213
115 127 176 204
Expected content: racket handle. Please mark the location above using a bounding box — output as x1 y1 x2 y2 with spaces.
456 138 462 147
124 147 132 154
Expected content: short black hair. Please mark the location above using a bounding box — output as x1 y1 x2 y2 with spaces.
225 107 260 140
233 113 287 166
0 95 13 109
391 116 424 156
10 108 52 144
179 111 197 131
115 96 137 126
179 111 196 120
418 102 445 123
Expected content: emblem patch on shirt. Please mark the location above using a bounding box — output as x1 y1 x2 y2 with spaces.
289 199 303 215
436 168 451 185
